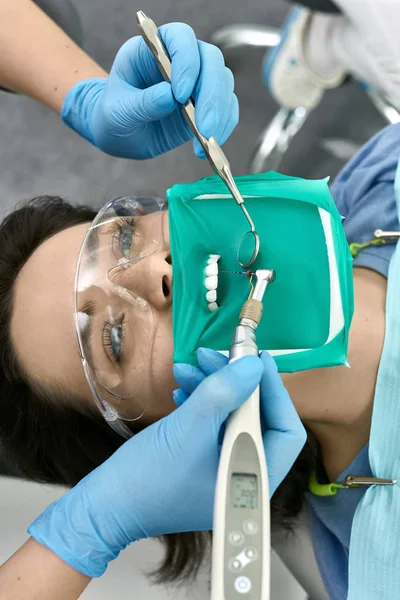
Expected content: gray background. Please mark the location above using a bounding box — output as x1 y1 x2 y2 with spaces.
0 0 385 219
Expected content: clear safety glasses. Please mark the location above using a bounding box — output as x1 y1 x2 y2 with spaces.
74 196 166 439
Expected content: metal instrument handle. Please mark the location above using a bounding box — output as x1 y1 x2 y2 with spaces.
136 11 209 150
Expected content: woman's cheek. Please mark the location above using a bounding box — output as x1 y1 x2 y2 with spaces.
150 318 176 417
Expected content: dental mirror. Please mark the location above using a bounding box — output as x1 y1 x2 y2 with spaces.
238 230 260 268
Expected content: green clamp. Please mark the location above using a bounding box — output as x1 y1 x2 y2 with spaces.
308 470 345 497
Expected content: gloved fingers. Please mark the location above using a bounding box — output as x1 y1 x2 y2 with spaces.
263 428 307 498
173 347 229 399
193 92 239 159
122 80 176 123
194 42 237 144
111 25 201 101
197 347 229 375
218 93 239 146
173 362 206 394
179 355 263 426
259 352 307 440
193 137 206 159
158 23 201 104
172 388 189 407
110 36 164 89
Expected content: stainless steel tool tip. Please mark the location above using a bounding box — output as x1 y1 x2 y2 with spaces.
136 10 146 25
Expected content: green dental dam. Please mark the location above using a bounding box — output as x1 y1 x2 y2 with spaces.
167 171 354 372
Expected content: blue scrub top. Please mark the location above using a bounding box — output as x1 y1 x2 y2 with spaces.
305 124 400 600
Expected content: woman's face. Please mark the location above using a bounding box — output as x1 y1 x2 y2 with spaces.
11 210 177 423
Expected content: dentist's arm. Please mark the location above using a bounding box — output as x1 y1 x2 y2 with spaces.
0 538 91 600
0 0 106 112
0 539 90 600
0 0 238 159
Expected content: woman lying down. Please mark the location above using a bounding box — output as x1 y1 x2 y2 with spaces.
1 123 399 598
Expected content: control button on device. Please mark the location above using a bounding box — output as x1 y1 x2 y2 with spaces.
228 558 242 573
234 576 252 594
229 530 245 546
245 546 258 560
243 519 258 535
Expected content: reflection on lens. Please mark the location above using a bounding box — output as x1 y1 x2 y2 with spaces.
238 231 259 268
75 196 165 425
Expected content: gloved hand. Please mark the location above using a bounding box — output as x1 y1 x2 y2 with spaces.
28 350 305 579
28 355 263 578
61 23 238 159
173 348 307 497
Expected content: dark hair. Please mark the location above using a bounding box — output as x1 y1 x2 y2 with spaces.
0 196 320 585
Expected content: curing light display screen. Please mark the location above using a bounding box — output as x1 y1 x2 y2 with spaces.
231 473 258 509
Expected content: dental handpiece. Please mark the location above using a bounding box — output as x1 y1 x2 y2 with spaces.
211 269 275 600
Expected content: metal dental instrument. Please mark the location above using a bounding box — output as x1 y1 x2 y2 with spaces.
221 270 255 277
211 269 275 600
374 229 400 241
136 10 260 268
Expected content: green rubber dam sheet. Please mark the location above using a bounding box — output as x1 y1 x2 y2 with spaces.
167 171 354 372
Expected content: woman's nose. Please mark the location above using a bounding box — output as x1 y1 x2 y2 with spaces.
117 251 172 311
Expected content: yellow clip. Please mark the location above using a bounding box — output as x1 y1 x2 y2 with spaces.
349 237 387 258
308 471 344 497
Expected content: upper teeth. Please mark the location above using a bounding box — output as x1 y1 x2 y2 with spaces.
205 275 218 290
205 254 220 311
206 289 217 302
205 263 218 276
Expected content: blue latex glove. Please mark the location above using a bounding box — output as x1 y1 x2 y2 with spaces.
61 23 238 159
28 355 263 578
173 348 307 498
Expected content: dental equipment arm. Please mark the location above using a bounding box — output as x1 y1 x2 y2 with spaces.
212 269 275 600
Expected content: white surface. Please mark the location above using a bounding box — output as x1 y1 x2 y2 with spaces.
0 476 308 599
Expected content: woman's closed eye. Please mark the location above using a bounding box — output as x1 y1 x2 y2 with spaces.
102 315 126 364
